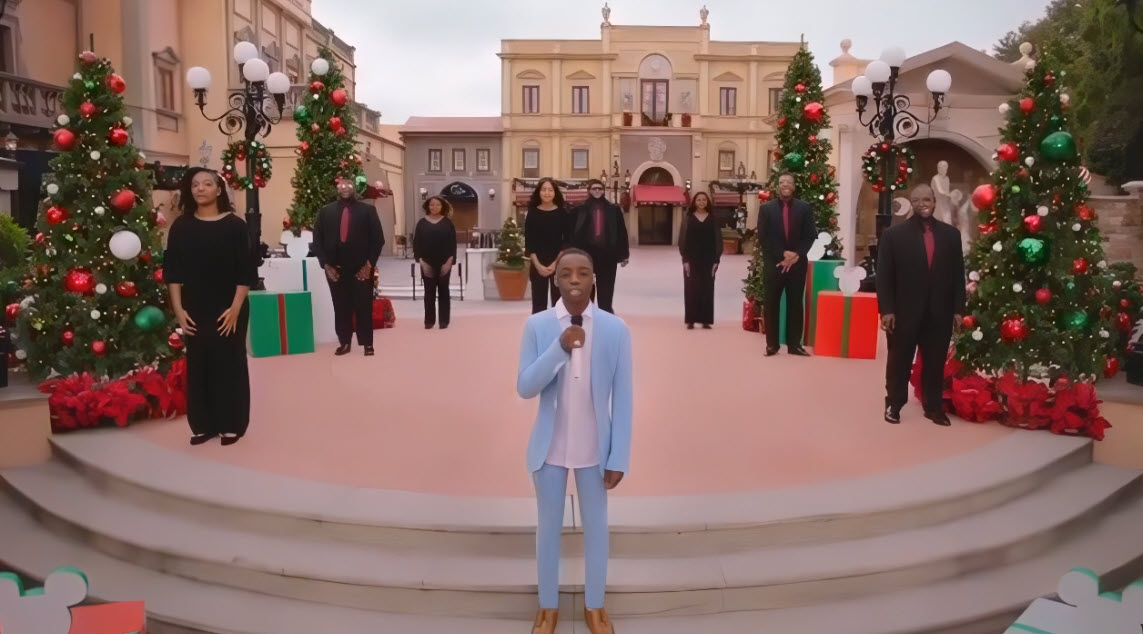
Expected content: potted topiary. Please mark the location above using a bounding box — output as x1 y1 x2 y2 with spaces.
491 215 528 300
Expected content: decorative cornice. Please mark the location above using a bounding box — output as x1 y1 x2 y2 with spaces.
499 53 618 61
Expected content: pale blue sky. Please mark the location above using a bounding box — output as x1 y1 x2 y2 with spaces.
311 0 1053 124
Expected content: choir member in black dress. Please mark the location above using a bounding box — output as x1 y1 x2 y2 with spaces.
524 178 568 314
679 192 723 329
413 196 458 329
311 178 385 356
163 168 256 446
569 180 629 314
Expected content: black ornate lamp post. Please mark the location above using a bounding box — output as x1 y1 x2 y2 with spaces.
850 46 951 242
185 42 291 282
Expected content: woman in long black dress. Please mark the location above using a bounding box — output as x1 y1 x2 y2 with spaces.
163 168 255 446
679 191 723 329
523 177 568 314
413 195 458 329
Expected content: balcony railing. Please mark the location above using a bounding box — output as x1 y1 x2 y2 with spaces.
0 73 65 129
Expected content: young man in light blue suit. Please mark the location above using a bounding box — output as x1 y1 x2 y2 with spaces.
517 248 633 634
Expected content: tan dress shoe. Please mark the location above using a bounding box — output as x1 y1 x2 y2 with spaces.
531 608 559 634
584 607 615 634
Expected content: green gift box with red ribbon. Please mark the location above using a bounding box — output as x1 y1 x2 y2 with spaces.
777 259 844 347
813 290 879 359
248 290 315 358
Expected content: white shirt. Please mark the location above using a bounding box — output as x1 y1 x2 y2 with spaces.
545 299 600 469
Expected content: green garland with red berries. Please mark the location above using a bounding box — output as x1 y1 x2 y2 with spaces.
862 142 916 194
220 140 272 190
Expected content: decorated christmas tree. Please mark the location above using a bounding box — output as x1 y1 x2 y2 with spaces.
745 43 841 309
14 51 176 381
285 48 367 233
495 216 526 268
954 51 1126 385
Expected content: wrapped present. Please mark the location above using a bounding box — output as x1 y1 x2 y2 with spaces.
69 601 146 634
742 299 759 332
813 291 879 359
248 291 315 358
0 566 146 634
371 296 396 330
773 260 845 347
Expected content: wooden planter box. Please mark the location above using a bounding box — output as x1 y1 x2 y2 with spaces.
722 237 740 255
492 265 528 300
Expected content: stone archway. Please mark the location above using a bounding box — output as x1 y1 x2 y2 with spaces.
854 138 993 258
441 181 479 243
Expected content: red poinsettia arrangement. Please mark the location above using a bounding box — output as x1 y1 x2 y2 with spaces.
38 359 188 433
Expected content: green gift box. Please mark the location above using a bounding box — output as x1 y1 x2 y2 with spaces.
778 259 844 347
248 291 315 358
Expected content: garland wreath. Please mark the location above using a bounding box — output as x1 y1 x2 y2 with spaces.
862 142 916 193
221 140 272 190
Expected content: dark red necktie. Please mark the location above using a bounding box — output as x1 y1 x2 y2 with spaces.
593 206 604 239
340 206 350 243
923 222 934 269
782 202 790 242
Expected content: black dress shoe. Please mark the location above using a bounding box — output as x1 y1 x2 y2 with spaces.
334 344 351 356
788 347 812 357
190 433 217 446
220 434 241 446
884 407 901 424
925 410 952 426
765 346 780 356
439 323 449 330
425 323 434 329
702 324 712 330
686 323 695 330
364 346 375 356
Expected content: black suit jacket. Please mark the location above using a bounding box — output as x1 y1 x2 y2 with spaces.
876 215 966 328
569 198 630 263
757 198 816 264
311 199 385 270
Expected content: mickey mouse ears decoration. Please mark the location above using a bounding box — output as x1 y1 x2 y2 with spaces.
0 566 145 634
1006 567 1143 634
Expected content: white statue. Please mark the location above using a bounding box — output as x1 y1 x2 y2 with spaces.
931 160 956 225
700 5 709 25
602 3 611 25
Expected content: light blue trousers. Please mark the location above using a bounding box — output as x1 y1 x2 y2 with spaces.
533 462 609 610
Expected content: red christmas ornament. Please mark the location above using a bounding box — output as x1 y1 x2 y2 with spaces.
140 250 152 264
1104 357 1120 379
92 340 107 357
53 128 76 151
46 206 68 225
328 116 343 131
961 315 977 329
803 102 824 122
810 173 820 184
809 134 818 144
311 123 321 133
773 150 783 160
1001 316 1029 343
283 218 292 229
115 281 138 298
107 73 127 94
1019 97 1035 114
777 116 787 127
997 143 1019 162
153 269 164 283
4 303 17 323
64 268 95 294
309 81 325 93
1035 288 1052 305
330 89 348 107
880 142 890 152
34 233 45 244
108 127 129 146
1078 205 1094 221
1073 258 1090 275
79 101 97 118
757 190 772 201
61 329 75 347
1117 312 1132 333
1044 73 1055 86
971 184 997 210
1123 299 1132 309
826 191 837 204
794 83 807 93
79 51 98 65
110 189 136 213
168 332 184 350
979 222 998 235
1023 214 1043 234
336 128 347 136
1017 168 1029 179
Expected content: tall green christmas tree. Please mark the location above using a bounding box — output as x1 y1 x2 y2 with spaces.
955 51 1124 381
744 43 841 307
15 51 174 380
496 216 526 269
285 48 366 233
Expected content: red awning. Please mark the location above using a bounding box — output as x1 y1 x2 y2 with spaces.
632 185 687 206
712 192 742 207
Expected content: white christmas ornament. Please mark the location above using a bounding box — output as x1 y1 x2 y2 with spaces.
19 296 34 308
972 329 983 341
969 271 981 282
1073 223 1082 231
94 206 105 216
57 114 70 126
95 283 108 295
1100 329 1110 339
993 242 1003 252
138 153 146 160
311 58 331 76
122 116 133 127
999 103 1010 114
1061 94 1071 105
91 310 101 319
1013 283 1024 293
1025 157 1035 167
15 349 26 360
109 230 142 260
90 151 100 160
1037 206 1049 217
1098 260 1108 270
72 73 82 80
47 184 60 195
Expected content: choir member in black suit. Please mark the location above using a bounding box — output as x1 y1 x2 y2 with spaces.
877 184 966 426
569 179 629 314
311 178 385 356
413 196 458 329
524 178 568 314
757 172 816 356
678 191 722 329
164 168 256 446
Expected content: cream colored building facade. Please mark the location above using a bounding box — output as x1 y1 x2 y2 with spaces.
1 0 403 252
499 9 798 245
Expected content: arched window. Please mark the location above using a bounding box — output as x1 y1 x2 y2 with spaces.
638 55 672 124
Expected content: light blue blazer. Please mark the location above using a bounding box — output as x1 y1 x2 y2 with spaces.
517 307 633 476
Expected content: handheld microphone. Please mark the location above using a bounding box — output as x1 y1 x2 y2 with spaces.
570 315 584 380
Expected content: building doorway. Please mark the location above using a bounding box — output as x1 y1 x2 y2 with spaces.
636 166 675 245
441 181 479 244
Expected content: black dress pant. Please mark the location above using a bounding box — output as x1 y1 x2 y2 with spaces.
592 257 618 314
185 303 250 437
330 269 373 347
423 268 451 327
684 262 716 325
529 264 560 314
885 313 954 412
763 260 807 350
